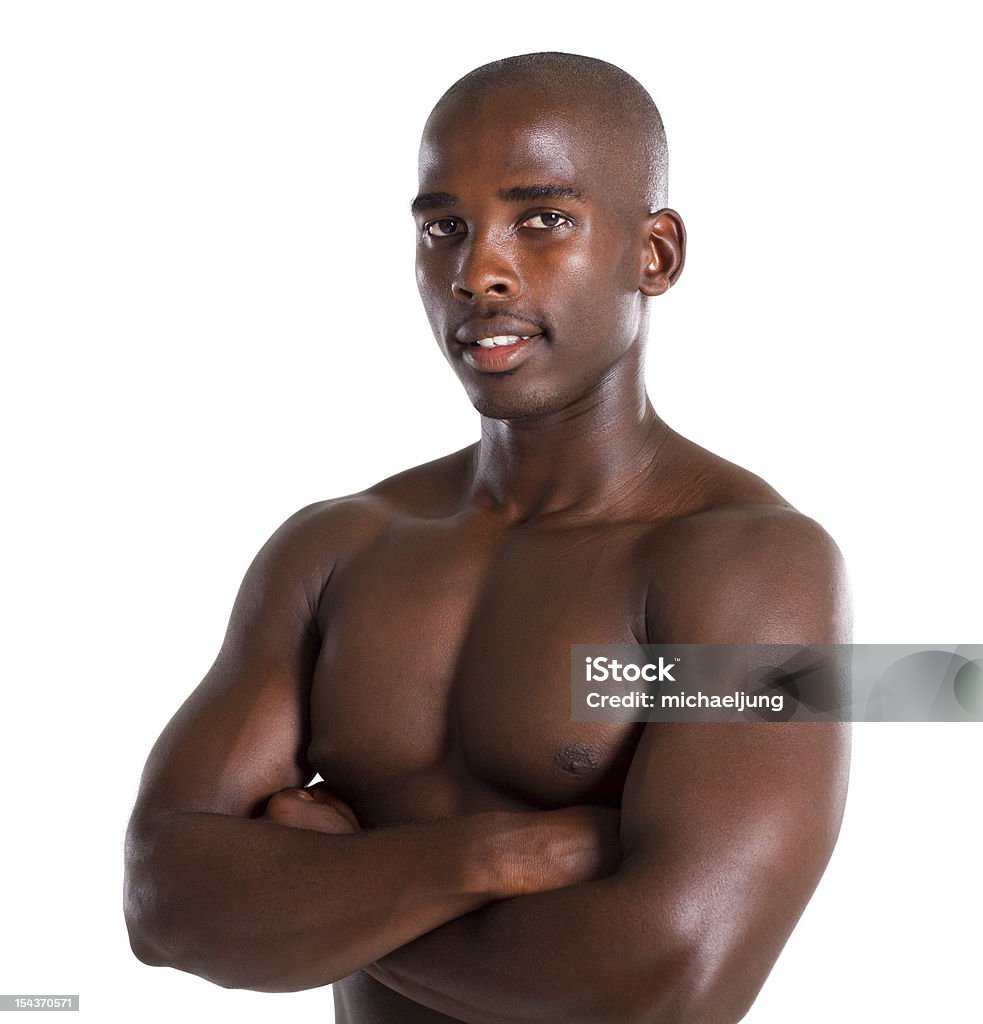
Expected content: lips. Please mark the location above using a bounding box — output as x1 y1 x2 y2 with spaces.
452 318 545 372
454 316 543 345
459 333 543 373
471 334 536 348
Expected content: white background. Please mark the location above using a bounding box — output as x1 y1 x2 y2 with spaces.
1 2 980 1021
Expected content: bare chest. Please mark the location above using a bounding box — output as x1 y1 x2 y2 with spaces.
308 517 650 826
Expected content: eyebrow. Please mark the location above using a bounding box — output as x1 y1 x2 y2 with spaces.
497 184 584 203
410 192 456 214
410 183 585 215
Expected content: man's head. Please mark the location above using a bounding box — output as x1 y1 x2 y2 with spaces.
412 52 685 421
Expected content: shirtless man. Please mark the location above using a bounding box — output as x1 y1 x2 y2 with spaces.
124 52 850 1023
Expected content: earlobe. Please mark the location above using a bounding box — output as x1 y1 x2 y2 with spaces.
639 209 687 297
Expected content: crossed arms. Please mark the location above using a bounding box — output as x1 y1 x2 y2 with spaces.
124 504 850 1024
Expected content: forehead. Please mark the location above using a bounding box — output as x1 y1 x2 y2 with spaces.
418 89 623 202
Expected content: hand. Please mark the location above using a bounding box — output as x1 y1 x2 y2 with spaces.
261 782 361 835
495 804 622 899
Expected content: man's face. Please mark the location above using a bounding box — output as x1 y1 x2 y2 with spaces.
413 88 651 421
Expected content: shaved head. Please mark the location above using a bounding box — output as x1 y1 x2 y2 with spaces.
414 50 686 421
426 52 669 212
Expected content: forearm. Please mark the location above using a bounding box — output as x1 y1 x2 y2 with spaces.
367 870 686 1024
125 808 531 993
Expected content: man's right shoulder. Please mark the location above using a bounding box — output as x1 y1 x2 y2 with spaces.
265 444 477 569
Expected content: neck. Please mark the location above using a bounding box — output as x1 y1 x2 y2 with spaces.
469 355 668 521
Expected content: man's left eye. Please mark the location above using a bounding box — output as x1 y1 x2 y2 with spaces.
520 212 569 229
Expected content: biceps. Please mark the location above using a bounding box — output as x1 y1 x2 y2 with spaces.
131 504 339 828
135 631 320 820
619 722 849 943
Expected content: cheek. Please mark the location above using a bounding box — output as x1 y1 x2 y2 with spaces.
539 235 639 338
416 258 448 329
532 244 597 321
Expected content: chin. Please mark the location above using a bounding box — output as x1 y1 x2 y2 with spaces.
467 384 565 422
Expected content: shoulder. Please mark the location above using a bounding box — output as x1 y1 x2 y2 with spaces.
638 428 850 644
223 448 469 642
649 501 850 644
669 500 844 575
258 444 478 570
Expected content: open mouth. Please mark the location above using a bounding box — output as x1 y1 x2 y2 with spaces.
469 334 541 348
459 331 545 374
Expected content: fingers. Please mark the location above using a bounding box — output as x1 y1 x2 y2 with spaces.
302 783 361 830
262 786 361 835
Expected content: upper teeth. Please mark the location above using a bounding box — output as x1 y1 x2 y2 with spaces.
475 335 532 348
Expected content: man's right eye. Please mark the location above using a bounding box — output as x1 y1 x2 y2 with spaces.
426 218 463 237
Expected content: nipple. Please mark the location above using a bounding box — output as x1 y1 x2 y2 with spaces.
554 741 600 777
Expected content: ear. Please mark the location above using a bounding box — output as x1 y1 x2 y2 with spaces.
639 209 686 297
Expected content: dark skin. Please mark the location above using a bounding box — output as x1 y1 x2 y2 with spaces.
125 80 850 1024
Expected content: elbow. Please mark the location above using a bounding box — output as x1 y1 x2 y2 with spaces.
124 816 195 975
123 862 188 974
123 815 313 992
572 943 755 1024
125 920 170 972
123 876 254 990
123 861 324 994
123 827 235 987
124 888 174 973
124 814 171 968
123 829 171 970
623 977 750 1024
123 880 256 991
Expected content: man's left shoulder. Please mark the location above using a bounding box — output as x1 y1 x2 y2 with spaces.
682 498 843 570
651 497 850 644
646 433 842 578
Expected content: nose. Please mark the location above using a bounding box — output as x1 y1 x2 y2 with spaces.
451 234 520 303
